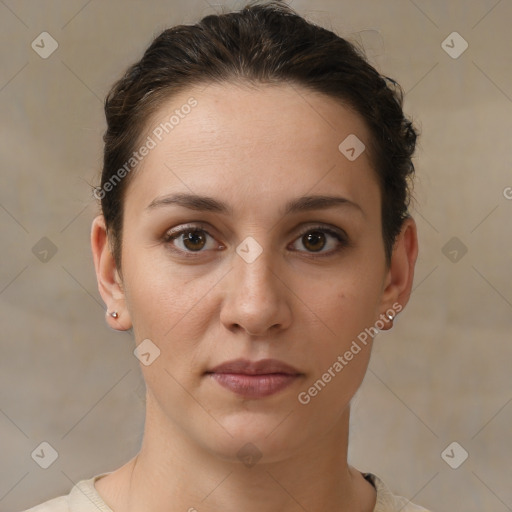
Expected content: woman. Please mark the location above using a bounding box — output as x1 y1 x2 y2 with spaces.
26 1 430 511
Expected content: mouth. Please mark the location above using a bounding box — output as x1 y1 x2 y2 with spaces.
205 358 303 399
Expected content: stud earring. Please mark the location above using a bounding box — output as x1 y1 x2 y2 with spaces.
386 312 395 321
109 311 119 319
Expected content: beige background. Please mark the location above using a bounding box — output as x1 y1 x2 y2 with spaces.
1 1 511 511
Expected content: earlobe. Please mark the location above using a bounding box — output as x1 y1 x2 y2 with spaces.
90 215 132 331
378 216 419 329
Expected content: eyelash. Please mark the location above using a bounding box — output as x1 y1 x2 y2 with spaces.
162 223 349 260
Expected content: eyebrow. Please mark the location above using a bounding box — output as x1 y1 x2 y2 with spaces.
146 192 365 217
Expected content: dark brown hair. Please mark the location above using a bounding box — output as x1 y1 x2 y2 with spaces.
97 0 417 269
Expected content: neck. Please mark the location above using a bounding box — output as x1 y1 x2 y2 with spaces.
97 400 376 512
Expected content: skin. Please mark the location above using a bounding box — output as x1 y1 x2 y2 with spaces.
91 81 418 512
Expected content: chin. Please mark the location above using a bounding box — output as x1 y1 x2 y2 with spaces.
199 412 306 465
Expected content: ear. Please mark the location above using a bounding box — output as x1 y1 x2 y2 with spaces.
377 216 418 330
91 215 132 331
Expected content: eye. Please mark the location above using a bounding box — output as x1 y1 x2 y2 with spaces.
163 223 349 258
163 225 220 255
289 226 348 257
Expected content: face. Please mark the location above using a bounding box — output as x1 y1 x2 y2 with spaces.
93 82 416 463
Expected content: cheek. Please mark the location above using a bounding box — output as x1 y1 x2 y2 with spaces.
122 261 215 411
293 259 383 387
127 278 213 355
125 268 208 342
291 281 380 423
121 247 226 374
305 265 383 343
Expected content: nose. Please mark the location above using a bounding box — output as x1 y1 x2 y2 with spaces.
219 245 292 337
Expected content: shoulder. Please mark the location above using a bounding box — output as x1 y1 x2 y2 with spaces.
21 474 113 512
364 473 433 512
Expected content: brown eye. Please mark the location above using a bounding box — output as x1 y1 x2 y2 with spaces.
164 226 218 255
290 226 347 257
181 230 207 251
302 230 327 252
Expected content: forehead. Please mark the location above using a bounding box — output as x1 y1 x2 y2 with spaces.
128 81 380 218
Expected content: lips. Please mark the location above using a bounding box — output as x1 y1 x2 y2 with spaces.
208 358 301 375
206 358 303 398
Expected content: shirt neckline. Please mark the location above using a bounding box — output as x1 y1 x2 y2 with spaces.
70 470 420 512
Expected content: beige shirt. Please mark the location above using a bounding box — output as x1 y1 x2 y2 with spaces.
23 472 432 512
